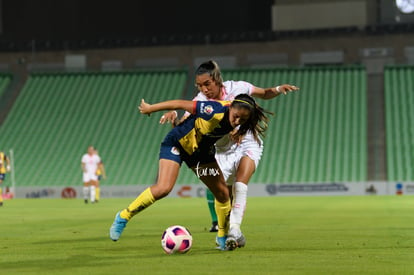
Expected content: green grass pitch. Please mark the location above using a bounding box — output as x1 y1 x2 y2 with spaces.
1 196 413 274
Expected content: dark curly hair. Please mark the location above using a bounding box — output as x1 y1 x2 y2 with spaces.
230 94 273 144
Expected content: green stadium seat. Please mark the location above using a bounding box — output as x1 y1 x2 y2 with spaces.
0 71 191 187
0 67 367 187
0 74 12 98
223 66 367 183
384 66 414 181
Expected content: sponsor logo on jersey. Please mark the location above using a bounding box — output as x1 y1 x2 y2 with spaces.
171 147 180 155
201 104 214 115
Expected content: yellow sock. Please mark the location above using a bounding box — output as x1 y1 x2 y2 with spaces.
120 187 155 220
214 199 231 237
95 187 100 201
0 187 3 203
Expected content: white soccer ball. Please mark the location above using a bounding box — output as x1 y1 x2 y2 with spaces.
161 225 193 254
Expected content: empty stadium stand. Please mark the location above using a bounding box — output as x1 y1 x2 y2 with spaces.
0 74 12 98
223 66 367 183
384 66 414 181
0 73 13 124
0 66 367 188
0 70 197 187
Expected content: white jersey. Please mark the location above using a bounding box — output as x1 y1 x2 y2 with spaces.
193 80 263 184
82 154 101 182
193 80 254 101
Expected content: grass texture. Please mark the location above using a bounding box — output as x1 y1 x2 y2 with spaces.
1 196 413 274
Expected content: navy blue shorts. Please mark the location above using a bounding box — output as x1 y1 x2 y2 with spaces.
0 174 5 181
159 143 183 165
159 134 216 168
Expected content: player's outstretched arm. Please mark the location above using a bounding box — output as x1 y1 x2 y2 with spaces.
251 84 299 99
138 99 194 115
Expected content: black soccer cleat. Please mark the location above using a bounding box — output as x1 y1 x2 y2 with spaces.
209 221 218 232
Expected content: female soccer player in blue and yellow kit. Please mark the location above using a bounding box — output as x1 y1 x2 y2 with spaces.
110 93 271 250
0 151 11 206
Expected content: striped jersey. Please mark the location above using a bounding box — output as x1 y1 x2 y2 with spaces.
170 100 233 155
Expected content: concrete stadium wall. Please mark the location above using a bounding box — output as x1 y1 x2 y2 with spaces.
0 31 413 75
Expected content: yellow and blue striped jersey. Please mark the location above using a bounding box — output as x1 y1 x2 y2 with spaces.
172 100 232 155
0 152 6 174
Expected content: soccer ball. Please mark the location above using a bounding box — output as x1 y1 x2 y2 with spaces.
161 225 193 254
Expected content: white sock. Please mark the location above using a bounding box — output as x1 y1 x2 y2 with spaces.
229 181 248 235
83 187 89 200
90 186 96 203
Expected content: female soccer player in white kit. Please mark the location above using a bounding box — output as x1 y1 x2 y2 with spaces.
81 146 104 204
161 60 299 250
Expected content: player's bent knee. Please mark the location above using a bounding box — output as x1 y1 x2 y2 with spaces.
151 184 174 199
211 188 229 202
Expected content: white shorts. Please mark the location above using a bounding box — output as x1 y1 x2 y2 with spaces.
83 172 98 183
215 131 263 185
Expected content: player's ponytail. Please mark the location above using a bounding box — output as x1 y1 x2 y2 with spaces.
231 94 273 144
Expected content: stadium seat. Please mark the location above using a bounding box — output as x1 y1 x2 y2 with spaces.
384 66 414 181
0 70 192 187
0 67 368 187
223 66 367 183
0 74 12 99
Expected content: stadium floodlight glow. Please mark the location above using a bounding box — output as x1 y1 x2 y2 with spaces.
396 0 414 14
